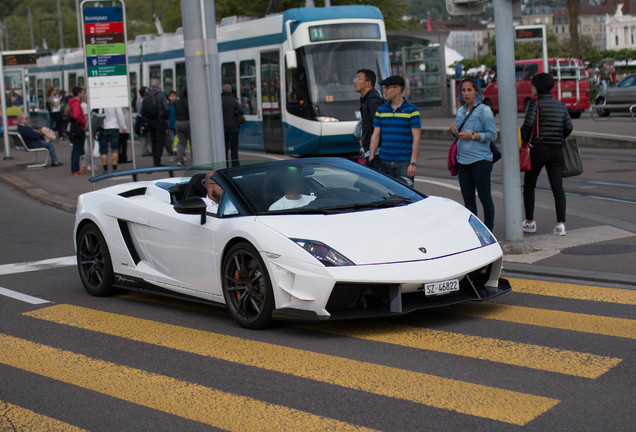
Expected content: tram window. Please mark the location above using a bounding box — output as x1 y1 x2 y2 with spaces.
78 76 85 88
37 79 44 109
129 71 138 105
240 60 257 115
68 73 77 90
53 78 60 89
176 62 187 95
163 69 174 94
149 65 161 84
221 62 237 95
285 51 312 120
45 79 51 90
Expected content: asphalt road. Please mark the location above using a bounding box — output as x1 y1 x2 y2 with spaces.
0 179 634 431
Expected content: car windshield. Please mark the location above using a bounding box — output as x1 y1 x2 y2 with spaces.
220 158 425 215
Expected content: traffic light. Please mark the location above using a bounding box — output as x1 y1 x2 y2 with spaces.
445 0 487 16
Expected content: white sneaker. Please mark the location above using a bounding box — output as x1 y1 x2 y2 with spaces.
553 224 566 236
522 220 537 233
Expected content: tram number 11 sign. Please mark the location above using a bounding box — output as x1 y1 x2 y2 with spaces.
82 1 130 109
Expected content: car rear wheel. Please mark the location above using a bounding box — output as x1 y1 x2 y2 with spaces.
77 223 115 296
222 242 274 329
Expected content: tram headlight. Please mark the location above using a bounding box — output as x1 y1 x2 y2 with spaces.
315 116 340 122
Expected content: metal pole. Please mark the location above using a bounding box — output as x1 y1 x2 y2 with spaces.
202 0 226 163
28 7 35 49
1 54 12 159
76 0 82 49
180 0 225 165
57 0 64 49
493 0 524 245
542 24 548 73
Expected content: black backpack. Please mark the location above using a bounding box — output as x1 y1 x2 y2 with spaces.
141 91 160 119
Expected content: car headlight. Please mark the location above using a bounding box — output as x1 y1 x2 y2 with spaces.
469 214 496 247
291 239 354 266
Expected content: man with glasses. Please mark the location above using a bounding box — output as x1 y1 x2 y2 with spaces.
369 75 421 181
354 69 383 168
202 170 223 214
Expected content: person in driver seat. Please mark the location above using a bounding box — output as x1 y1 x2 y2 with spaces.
202 170 223 214
268 166 316 211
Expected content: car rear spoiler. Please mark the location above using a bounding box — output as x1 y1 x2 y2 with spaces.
88 166 186 183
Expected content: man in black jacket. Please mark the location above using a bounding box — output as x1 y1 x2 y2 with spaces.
144 79 170 167
354 69 383 168
520 72 573 236
221 84 244 166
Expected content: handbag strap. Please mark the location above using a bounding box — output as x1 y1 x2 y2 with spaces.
458 102 479 132
529 100 539 141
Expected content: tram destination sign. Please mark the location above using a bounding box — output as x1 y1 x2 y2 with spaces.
2 51 37 66
515 26 543 41
82 2 129 109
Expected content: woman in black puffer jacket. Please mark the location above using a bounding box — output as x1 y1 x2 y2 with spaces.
520 72 573 236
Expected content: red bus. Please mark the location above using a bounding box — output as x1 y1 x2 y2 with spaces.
482 58 589 118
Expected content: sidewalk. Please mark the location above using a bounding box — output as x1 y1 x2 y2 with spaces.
1 130 635 288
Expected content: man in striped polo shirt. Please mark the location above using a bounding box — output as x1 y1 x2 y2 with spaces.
368 75 421 181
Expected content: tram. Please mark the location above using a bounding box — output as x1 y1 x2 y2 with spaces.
24 5 390 155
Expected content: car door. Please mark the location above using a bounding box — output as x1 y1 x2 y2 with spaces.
135 199 225 300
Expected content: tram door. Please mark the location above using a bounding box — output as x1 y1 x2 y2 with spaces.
260 51 284 153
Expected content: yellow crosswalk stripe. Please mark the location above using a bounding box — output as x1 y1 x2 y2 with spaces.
0 333 376 432
509 278 636 305
0 401 88 432
24 304 559 426
301 322 622 379
450 303 636 339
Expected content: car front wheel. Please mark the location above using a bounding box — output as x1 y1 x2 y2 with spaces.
77 223 115 296
222 242 275 329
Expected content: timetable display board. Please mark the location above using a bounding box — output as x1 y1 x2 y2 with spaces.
82 1 130 109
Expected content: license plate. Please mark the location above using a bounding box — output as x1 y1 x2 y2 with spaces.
422 279 459 296
562 91 572 98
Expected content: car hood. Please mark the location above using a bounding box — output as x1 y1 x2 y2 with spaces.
255 196 488 265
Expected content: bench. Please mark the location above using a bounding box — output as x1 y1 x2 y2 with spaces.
8 132 50 169
589 104 636 121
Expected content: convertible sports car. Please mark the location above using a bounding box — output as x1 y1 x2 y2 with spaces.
75 157 511 329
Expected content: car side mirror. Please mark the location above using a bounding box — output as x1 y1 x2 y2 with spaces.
397 176 414 188
174 197 207 224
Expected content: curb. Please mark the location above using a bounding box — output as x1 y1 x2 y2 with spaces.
0 171 77 214
502 262 636 288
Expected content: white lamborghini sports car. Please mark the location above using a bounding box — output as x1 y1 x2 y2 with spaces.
75 157 511 329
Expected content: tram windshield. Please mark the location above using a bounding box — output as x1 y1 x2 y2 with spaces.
287 41 386 121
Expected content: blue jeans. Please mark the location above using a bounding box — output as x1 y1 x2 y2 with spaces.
70 132 86 173
29 139 59 164
379 159 410 181
457 160 494 230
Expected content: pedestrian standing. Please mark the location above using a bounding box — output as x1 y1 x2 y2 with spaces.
99 107 127 172
221 84 244 166
449 77 497 231
521 73 573 236
354 68 383 168
142 79 169 167
167 90 177 158
136 86 151 156
118 107 131 164
175 87 191 167
368 75 421 181
68 87 87 176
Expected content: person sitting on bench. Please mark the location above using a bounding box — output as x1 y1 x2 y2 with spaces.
16 111 63 167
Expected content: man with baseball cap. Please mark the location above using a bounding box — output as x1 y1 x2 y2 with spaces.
369 75 421 181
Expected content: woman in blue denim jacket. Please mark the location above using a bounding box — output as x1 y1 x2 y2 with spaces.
450 77 498 230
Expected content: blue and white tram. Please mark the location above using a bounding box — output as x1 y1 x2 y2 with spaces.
26 5 390 155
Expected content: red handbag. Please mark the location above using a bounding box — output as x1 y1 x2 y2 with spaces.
448 138 458 176
520 101 539 172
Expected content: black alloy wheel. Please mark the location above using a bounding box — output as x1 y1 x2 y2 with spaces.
222 242 274 329
77 224 115 296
